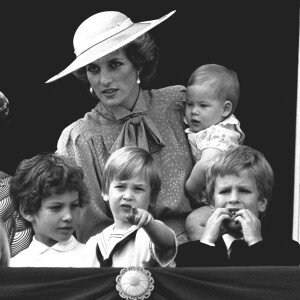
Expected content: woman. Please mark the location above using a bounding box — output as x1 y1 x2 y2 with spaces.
46 10 194 244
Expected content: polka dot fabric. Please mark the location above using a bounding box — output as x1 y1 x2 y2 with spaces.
57 86 193 244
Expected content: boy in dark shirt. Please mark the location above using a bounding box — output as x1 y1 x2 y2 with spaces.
176 145 300 267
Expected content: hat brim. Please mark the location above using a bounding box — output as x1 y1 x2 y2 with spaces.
46 10 175 83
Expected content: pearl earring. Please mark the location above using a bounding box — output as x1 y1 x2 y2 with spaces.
89 87 93 94
136 71 141 85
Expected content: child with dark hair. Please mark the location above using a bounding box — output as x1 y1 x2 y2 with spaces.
176 145 300 267
86 146 177 267
10 153 97 267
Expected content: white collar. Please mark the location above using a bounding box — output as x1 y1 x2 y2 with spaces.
30 235 78 254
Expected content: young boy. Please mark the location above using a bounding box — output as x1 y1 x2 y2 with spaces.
176 145 300 266
85 146 177 267
9 153 98 267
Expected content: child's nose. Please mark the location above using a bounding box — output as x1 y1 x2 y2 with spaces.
191 107 199 115
123 189 133 201
228 190 239 203
62 209 73 222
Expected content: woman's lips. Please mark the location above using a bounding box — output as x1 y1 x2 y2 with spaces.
102 89 117 97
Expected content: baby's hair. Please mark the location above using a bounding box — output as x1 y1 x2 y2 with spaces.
0 220 10 266
10 153 90 226
187 64 240 115
205 145 274 217
102 147 161 204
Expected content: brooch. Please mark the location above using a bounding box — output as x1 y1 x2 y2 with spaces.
116 266 154 300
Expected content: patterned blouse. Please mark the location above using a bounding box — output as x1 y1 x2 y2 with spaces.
57 85 194 244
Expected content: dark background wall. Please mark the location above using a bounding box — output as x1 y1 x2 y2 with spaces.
0 1 299 239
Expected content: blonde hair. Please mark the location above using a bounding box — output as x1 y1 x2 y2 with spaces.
102 147 161 204
187 64 240 115
0 220 10 266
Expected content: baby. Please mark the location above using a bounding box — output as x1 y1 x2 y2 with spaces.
184 64 245 241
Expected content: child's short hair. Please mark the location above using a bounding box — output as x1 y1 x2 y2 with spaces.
205 145 274 215
0 220 10 266
102 147 161 204
187 64 240 115
10 153 90 225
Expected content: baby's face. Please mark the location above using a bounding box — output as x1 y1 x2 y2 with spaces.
29 191 80 247
185 85 226 133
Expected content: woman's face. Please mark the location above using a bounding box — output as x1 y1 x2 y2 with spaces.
86 49 140 111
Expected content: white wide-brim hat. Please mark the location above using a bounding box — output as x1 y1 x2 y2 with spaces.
46 10 176 83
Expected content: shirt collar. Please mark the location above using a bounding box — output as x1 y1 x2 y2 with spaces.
31 235 78 254
223 234 245 257
222 234 237 251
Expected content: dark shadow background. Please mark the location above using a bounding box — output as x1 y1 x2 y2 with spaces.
0 1 299 240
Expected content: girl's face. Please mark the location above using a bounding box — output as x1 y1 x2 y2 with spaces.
104 172 151 230
86 48 140 111
185 85 230 133
27 191 80 247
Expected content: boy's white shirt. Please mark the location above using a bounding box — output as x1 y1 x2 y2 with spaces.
10 235 99 267
85 221 177 268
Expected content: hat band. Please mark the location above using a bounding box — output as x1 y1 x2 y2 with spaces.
74 18 134 56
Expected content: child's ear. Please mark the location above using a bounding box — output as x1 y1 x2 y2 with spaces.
222 100 232 117
102 194 109 202
20 206 34 223
258 197 268 214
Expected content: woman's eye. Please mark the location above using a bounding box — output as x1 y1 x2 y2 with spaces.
86 65 99 73
110 61 122 69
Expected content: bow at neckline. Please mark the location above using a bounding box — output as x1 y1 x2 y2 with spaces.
109 113 165 154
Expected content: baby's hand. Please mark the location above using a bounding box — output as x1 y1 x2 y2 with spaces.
126 206 153 228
